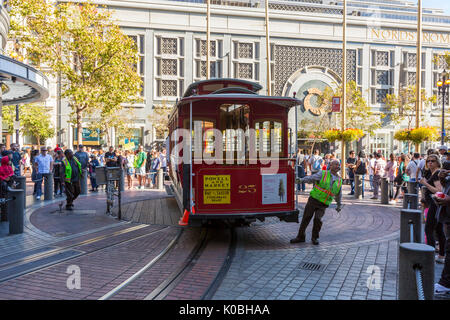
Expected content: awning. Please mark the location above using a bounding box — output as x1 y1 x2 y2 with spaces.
0 55 49 106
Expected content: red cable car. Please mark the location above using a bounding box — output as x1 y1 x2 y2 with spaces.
168 78 301 226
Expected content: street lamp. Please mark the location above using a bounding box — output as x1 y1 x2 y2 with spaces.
436 70 450 145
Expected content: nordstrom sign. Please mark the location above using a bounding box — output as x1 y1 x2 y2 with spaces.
370 28 450 44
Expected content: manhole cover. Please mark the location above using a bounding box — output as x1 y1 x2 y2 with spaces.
299 262 326 272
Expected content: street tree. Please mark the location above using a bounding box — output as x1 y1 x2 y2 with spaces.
10 0 142 145
3 104 55 147
86 108 137 147
148 100 173 141
384 85 436 130
320 81 383 136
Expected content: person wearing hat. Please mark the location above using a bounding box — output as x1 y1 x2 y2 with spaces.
291 160 343 245
33 147 54 200
62 149 82 210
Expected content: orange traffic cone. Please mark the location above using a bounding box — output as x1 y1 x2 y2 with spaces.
178 209 190 226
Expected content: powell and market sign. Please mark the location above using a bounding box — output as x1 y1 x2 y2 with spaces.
370 28 450 45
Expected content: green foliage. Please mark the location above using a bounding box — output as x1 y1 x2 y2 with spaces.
384 85 436 129
2 104 55 146
10 0 142 144
320 81 382 135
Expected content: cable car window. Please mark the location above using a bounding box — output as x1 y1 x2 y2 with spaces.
184 119 215 154
219 104 250 153
255 120 283 155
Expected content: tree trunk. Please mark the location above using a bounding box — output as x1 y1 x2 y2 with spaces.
37 136 40 149
77 109 83 149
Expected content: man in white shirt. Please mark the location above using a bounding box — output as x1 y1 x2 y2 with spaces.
371 153 386 200
406 153 421 183
309 149 323 175
33 146 54 200
368 154 375 192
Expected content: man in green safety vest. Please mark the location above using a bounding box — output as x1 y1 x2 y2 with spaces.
61 149 82 210
291 159 343 245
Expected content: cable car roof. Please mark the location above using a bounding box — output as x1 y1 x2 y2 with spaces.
178 93 301 109
183 78 263 97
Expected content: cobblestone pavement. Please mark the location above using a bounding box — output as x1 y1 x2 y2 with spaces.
213 185 448 300
0 182 448 300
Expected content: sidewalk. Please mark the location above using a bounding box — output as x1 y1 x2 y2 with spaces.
0 184 167 258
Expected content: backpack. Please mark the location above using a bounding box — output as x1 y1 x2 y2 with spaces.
355 160 367 175
312 157 322 172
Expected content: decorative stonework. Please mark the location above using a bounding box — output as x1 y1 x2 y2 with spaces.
238 63 253 79
201 40 216 57
376 70 389 85
161 59 177 75
406 53 417 69
376 89 389 104
161 80 177 96
274 45 356 96
238 43 253 59
407 72 416 86
161 38 177 55
376 51 389 66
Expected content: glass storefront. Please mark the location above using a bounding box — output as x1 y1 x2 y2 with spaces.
369 131 393 158
116 127 143 151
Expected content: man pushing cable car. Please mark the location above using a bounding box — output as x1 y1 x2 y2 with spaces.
291 160 343 245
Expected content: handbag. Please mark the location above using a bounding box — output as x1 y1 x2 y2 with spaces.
394 163 404 185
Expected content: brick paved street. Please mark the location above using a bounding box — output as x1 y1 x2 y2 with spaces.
0 182 447 300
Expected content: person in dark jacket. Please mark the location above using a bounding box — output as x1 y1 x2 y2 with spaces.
61 149 82 210
435 161 450 295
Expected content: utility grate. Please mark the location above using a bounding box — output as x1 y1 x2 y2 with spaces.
299 262 326 272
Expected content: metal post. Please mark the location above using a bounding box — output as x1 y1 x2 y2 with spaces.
206 0 210 80
15 104 19 144
407 181 418 195
43 173 54 201
8 188 24 234
189 101 193 213
265 0 271 96
354 174 362 199
15 175 26 209
341 0 347 179
398 243 434 300
441 85 446 145
80 169 88 195
119 168 125 192
415 0 422 153
400 209 423 243
380 177 389 204
158 169 164 190
403 193 418 210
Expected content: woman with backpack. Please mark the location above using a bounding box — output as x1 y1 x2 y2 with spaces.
384 154 398 204
393 154 409 202
354 151 368 198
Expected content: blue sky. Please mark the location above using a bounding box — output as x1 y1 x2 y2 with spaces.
424 0 450 14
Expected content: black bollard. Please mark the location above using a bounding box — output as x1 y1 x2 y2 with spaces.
43 173 54 201
402 193 418 210
400 209 423 243
408 181 418 195
8 188 25 234
380 177 389 204
354 175 362 199
15 176 27 209
80 169 88 195
119 168 125 192
398 243 435 300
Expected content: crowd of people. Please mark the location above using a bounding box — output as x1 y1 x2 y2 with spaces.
296 144 450 295
0 143 168 200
